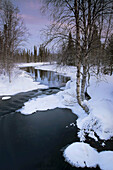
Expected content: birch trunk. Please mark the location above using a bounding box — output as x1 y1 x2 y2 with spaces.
76 61 81 106
75 0 89 113
81 65 87 101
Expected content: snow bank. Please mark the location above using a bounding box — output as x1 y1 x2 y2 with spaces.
35 63 76 80
18 94 65 115
64 142 113 170
17 80 78 115
77 75 113 141
0 67 48 96
17 62 51 68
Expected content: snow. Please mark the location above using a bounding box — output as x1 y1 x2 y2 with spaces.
17 63 113 142
17 94 65 115
64 142 113 170
2 96 11 100
0 67 48 96
77 75 113 141
99 151 113 170
17 80 79 115
17 62 51 68
64 142 98 168
34 63 76 80
1 62 113 170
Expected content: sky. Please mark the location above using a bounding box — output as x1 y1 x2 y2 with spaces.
12 0 50 52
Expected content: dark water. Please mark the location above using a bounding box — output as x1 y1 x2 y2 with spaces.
0 88 60 117
0 108 79 170
21 67 70 88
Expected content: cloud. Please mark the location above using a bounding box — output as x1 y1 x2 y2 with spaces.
12 0 50 49
15 0 41 10
21 13 49 25
28 0 41 10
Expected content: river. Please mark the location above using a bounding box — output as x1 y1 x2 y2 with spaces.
0 67 108 169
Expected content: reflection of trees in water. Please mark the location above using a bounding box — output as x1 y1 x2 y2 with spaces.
35 69 38 81
31 67 34 74
23 67 70 87
26 67 34 74
39 70 46 80
39 70 69 87
48 71 52 82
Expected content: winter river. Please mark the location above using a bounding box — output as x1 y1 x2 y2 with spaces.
0 67 111 169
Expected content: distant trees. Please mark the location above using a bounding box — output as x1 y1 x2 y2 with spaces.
34 46 37 62
15 45 54 63
41 0 113 112
67 32 75 66
106 34 113 75
0 0 27 82
58 32 75 66
39 44 51 62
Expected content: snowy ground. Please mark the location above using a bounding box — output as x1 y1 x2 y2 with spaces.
0 66 48 97
1 62 113 169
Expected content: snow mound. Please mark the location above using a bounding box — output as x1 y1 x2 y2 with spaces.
64 142 98 168
64 142 113 170
99 151 113 170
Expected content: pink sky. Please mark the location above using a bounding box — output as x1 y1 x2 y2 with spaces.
12 0 50 52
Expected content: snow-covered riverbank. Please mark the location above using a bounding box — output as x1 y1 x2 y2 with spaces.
0 66 48 96
1 62 113 169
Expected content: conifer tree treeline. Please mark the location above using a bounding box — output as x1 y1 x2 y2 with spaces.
16 45 54 63
58 32 75 66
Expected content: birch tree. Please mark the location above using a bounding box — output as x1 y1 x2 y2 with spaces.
41 0 113 113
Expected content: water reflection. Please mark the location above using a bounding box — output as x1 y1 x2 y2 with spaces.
21 67 70 87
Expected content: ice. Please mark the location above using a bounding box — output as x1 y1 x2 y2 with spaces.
2 96 11 100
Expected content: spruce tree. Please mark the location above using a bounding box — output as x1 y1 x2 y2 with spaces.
34 46 37 63
106 34 113 75
67 31 75 66
90 25 101 65
26 50 29 63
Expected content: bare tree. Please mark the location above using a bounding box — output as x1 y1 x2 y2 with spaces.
41 0 113 113
0 0 27 82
